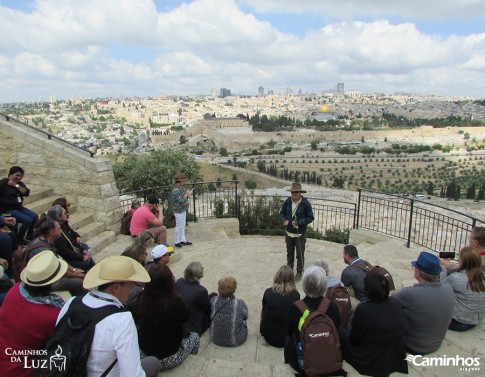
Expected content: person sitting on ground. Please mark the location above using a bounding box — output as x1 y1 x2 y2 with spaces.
175 261 212 335
339 269 408 377
210 276 248 347
312 260 343 289
121 244 148 310
393 251 454 355
145 244 173 272
0 215 17 278
469 227 485 271
133 230 155 248
52 197 92 254
0 251 67 377
284 266 341 373
0 166 38 245
0 260 14 305
129 194 168 246
28 220 86 296
136 264 200 371
57 255 160 377
121 198 141 235
341 244 369 301
260 265 300 348
172 172 193 248
46 205 95 271
441 246 485 332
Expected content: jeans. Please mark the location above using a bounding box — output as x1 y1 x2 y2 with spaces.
8 207 38 241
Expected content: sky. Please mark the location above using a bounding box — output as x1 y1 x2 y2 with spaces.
0 0 484 102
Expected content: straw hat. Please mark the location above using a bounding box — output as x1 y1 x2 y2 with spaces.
20 250 68 287
288 182 307 193
175 172 188 183
83 255 150 289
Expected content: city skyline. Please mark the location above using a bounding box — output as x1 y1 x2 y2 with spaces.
0 0 484 103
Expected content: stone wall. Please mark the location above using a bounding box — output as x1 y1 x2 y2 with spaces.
0 115 123 231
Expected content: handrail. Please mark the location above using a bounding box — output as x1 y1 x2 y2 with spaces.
0 112 96 157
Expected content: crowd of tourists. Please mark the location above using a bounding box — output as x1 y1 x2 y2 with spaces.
0 170 484 377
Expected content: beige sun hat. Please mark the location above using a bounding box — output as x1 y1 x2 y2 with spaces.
83 255 150 289
288 182 307 193
175 172 188 182
20 250 68 287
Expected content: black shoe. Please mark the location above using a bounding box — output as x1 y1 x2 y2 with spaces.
175 243 182 248
180 241 192 246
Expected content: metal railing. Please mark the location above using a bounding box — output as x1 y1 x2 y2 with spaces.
119 180 239 224
356 189 485 252
0 112 96 157
118 182 484 252
237 194 356 238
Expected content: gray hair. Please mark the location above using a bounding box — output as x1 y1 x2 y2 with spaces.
419 270 440 282
311 260 329 275
46 205 63 222
133 231 154 247
302 266 327 298
184 261 204 283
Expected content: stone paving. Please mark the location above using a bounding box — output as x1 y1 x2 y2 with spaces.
95 219 484 377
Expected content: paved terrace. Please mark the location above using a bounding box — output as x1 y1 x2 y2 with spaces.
94 219 484 377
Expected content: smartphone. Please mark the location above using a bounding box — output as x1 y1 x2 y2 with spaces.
439 251 456 259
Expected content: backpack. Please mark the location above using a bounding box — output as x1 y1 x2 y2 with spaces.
120 210 133 235
353 261 396 291
294 299 344 376
32 296 124 377
12 241 51 282
324 285 352 328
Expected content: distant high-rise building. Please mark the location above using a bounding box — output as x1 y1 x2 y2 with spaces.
49 96 57 104
286 87 293 96
210 88 218 97
219 88 231 98
336 83 345 95
258 86 264 97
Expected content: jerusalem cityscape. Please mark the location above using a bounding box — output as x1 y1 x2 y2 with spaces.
1 1 484 377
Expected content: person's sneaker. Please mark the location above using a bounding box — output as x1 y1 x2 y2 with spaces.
180 241 192 246
295 272 302 281
175 243 182 248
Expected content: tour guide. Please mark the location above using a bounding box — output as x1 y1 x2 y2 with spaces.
280 183 314 280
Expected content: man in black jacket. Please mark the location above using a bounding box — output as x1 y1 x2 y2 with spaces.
280 183 314 280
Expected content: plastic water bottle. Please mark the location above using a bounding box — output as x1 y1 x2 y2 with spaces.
297 341 305 371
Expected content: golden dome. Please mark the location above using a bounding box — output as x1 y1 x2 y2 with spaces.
317 104 331 113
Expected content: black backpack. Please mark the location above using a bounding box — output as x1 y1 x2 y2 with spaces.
32 296 124 377
12 241 51 283
120 210 133 235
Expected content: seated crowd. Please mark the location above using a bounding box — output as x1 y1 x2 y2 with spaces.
0 167 484 377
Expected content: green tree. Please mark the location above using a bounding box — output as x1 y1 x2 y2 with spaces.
245 179 257 190
426 181 434 195
113 149 200 192
311 140 318 150
232 173 238 181
179 135 187 144
219 147 228 156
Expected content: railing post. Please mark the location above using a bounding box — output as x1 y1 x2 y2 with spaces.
355 189 362 229
192 183 197 222
234 180 239 218
406 199 415 248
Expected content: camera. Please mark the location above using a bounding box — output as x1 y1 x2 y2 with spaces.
438 251 456 259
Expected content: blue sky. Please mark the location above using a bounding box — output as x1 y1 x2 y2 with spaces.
0 0 484 102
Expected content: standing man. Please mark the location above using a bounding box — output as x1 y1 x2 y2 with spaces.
280 182 314 280
130 194 168 246
172 172 193 248
393 251 454 355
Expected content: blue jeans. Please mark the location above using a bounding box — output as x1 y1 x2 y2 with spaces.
8 207 38 240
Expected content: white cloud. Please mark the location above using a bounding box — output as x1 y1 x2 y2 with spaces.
0 0 484 101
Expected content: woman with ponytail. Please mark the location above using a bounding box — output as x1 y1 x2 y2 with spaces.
442 247 485 332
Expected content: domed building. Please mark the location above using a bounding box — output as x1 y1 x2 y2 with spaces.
309 104 337 122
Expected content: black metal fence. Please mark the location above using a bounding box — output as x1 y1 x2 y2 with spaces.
119 180 239 225
237 194 356 240
356 189 485 252
118 182 485 252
